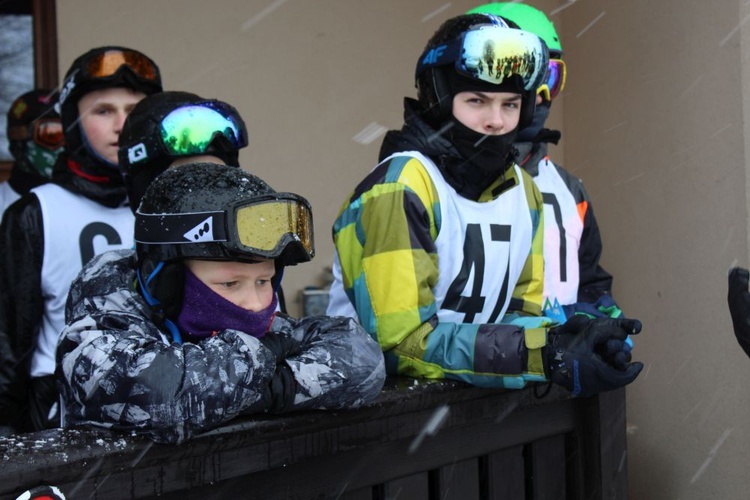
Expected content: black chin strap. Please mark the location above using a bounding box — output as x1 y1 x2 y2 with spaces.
137 262 184 343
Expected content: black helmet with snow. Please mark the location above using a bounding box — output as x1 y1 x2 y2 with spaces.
415 13 548 129
134 163 314 320
136 162 314 266
57 46 162 180
118 91 248 213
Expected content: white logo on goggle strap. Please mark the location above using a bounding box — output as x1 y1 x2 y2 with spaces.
58 70 79 107
128 143 148 163
184 216 215 242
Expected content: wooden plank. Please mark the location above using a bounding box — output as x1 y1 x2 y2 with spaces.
382 473 429 499
574 388 628 500
528 434 567 500
339 487 375 500
484 446 525 500
596 388 628 499
436 457 480 500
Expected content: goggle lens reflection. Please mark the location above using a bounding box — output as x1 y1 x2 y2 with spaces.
34 119 64 149
84 49 159 81
538 59 566 101
7 118 64 150
160 105 247 155
456 26 548 92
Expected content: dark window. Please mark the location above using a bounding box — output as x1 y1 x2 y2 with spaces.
0 0 58 175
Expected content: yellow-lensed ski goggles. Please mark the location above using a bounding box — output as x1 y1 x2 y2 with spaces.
416 24 549 93
135 193 314 264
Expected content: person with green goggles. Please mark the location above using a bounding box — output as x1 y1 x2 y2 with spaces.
467 3 626 327
328 12 642 398
117 90 249 214
117 90 295 314
56 162 386 444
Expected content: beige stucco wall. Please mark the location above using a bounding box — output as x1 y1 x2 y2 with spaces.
56 0 749 497
560 0 750 498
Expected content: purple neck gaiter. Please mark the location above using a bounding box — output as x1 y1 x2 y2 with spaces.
176 266 277 342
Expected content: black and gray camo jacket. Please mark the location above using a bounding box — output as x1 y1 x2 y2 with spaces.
56 250 386 444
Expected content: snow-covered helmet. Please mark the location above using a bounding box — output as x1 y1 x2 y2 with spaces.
57 46 162 178
6 88 62 179
467 3 566 101
135 163 314 326
415 13 549 129
118 91 248 212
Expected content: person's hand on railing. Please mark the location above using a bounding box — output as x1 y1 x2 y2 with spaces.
260 327 302 363
728 267 750 359
546 315 643 398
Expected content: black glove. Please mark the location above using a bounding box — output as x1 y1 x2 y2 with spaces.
597 338 632 371
261 364 297 413
547 315 644 398
728 267 750 359
260 330 302 364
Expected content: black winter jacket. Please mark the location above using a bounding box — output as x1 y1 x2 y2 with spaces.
0 153 129 432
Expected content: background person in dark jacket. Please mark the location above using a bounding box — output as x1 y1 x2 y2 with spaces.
117 90 248 213
467 3 622 323
0 88 62 216
728 267 750 358
57 163 386 444
0 46 162 433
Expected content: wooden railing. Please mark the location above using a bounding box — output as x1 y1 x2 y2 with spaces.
0 380 629 499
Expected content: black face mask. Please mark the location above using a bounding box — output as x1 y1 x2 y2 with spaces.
441 119 518 200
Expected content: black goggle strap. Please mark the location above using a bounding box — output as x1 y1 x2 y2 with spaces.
135 210 229 245
415 39 463 79
135 194 313 258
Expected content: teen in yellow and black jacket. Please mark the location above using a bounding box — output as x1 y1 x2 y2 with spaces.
328 13 643 397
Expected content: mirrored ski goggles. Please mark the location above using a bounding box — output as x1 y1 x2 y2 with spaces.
7 118 64 150
538 58 566 101
416 25 549 93
84 49 159 82
135 193 314 260
159 103 248 156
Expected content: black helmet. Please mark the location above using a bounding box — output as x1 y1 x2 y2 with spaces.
57 46 162 179
135 163 314 323
415 13 548 129
6 88 62 180
118 91 248 213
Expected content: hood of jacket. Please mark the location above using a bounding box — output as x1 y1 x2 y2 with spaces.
378 98 458 163
513 127 562 176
